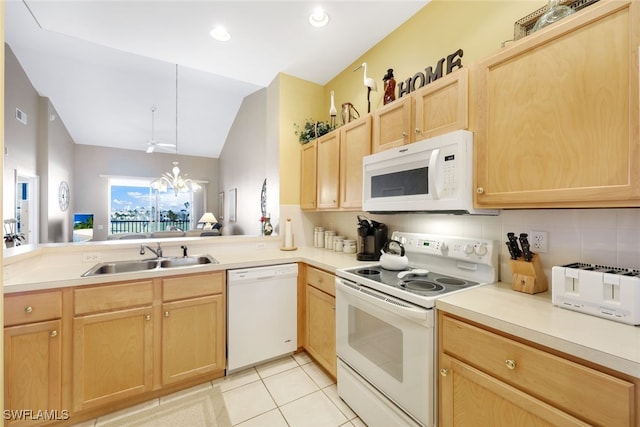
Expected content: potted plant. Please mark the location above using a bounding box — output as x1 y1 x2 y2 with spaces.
294 119 337 144
4 219 25 248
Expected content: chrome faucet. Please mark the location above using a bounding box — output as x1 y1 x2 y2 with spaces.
140 243 163 258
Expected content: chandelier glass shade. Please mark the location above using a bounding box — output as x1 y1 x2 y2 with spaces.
151 162 201 196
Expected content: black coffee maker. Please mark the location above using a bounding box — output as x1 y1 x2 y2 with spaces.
356 215 388 261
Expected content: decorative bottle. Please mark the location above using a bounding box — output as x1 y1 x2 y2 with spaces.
383 68 396 105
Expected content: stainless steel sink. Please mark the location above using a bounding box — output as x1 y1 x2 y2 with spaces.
82 260 159 276
159 255 216 268
82 255 218 277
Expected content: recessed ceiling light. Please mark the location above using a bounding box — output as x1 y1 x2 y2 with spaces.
309 7 329 28
210 25 231 42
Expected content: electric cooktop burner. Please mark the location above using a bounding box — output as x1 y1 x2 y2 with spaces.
344 265 479 297
399 280 444 293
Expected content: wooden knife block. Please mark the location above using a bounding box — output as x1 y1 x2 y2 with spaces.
508 254 548 294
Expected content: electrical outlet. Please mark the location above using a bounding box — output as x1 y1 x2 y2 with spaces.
529 231 548 253
82 252 102 262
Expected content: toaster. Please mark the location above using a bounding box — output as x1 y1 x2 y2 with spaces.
552 263 640 326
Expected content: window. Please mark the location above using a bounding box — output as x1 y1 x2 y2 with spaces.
109 177 196 235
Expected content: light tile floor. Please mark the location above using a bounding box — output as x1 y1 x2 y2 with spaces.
216 352 365 426
73 352 366 427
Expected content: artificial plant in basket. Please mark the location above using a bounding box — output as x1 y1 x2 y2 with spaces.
294 119 337 144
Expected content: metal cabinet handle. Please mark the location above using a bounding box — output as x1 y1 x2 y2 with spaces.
145 314 151 321
50 330 57 338
476 187 485 194
440 368 449 377
164 311 170 317
505 359 517 370
24 306 33 314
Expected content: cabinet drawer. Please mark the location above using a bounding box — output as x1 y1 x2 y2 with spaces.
441 315 635 426
74 280 153 315
4 290 62 326
162 272 224 301
306 267 335 296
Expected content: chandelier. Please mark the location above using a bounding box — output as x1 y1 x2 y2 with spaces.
150 64 201 196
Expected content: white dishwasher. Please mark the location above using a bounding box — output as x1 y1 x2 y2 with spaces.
227 263 298 373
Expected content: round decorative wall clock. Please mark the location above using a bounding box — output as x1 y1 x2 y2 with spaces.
58 180 70 212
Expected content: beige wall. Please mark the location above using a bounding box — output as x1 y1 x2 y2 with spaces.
277 74 324 206
322 0 544 120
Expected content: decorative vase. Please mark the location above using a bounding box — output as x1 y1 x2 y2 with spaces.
383 68 396 105
263 217 273 236
532 0 574 32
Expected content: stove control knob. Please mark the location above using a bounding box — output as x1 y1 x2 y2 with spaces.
463 243 475 255
439 242 448 253
475 244 488 256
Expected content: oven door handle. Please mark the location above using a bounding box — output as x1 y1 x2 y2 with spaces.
336 279 430 322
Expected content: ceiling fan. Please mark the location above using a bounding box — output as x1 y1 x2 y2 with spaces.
145 107 176 153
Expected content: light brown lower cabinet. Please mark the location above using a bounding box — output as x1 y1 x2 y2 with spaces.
4 290 63 427
5 320 62 427
439 313 638 427
72 305 154 411
303 266 336 378
69 272 226 418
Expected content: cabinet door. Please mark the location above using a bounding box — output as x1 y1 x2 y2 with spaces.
340 117 371 209
305 285 336 377
300 140 317 210
161 295 225 385
4 320 62 427
372 96 412 153
439 354 589 427
474 0 640 208
316 131 341 209
413 68 468 140
72 306 153 411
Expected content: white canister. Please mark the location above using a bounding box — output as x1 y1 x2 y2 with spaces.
316 228 325 248
325 231 336 249
343 239 356 254
333 236 344 252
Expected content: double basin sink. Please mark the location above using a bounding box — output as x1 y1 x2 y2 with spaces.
82 255 218 277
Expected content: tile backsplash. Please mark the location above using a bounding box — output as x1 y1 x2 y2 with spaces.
281 205 640 283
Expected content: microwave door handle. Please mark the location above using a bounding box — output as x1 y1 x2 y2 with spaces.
428 148 440 200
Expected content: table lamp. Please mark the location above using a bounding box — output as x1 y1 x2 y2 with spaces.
199 212 218 230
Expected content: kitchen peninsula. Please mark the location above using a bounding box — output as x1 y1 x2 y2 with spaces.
3 235 640 426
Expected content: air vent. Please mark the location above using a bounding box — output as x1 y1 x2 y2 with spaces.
15 108 27 125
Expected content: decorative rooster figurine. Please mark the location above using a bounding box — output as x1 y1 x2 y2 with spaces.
354 62 377 113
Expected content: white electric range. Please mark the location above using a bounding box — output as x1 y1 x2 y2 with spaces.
335 231 498 427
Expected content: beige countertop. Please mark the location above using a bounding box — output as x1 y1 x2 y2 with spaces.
2 237 373 293
436 282 640 378
4 238 639 378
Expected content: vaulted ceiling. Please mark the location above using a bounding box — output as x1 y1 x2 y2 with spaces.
6 0 428 158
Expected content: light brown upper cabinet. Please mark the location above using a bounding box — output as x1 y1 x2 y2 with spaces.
372 96 413 153
473 0 640 208
300 140 317 210
316 131 341 209
305 116 372 211
340 116 372 209
413 68 468 141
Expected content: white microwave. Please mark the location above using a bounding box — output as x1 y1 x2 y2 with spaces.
362 130 498 215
